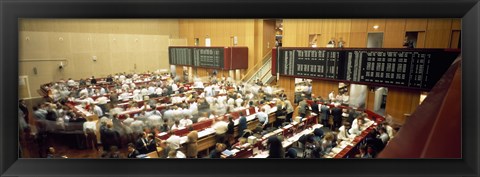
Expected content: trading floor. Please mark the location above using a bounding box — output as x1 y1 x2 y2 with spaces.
18 19 461 159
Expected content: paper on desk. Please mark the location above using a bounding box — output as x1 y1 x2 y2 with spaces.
180 136 188 144
331 147 342 154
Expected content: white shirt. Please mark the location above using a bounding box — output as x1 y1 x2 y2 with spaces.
133 94 143 102
171 84 178 92
122 84 130 91
328 92 335 101
179 118 193 128
155 87 163 95
79 89 89 97
141 88 149 96
379 133 390 144
148 86 156 95
120 92 130 101
67 80 76 86
189 102 198 115
256 111 269 126
213 121 228 134
337 126 355 141
93 105 103 117
235 98 244 108
262 104 271 114
83 121 97 133
133 89 141 96
96 96 109 105
119 75 126 82
264 86 273 95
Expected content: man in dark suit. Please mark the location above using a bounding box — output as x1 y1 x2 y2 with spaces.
135 132 149 154
90 76 97 85
127 143 140 158
311 99 320 123
146 134 157 153
106 75 113 83
320 104 330 126
331 104 343 131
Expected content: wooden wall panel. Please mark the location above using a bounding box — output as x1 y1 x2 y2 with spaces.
385 88 421 125
384 19 406 48
450 31 461 49
405 19 428 31
427 19 453 30
311 80 340 99
277 76 295 103
367 19 386 32
416 31 426 48
425 30 452 48
451 19 461 30
350 19 368 32
349 32 367 48
366 89 376 111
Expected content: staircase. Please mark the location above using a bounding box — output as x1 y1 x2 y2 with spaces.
241 51 276 85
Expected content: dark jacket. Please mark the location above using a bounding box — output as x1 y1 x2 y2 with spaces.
320 105 330 120
209 149 222 158
267 136 284 158
311 102 319 115
135 137 149 154
127 149 140 158
331 107 343 121
238 116 247 137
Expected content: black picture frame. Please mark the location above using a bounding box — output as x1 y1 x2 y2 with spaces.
1 0 478 176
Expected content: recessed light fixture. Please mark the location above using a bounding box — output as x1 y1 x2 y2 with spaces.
373 25 379 29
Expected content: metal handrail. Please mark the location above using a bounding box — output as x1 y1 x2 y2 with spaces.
245 57 272 84
241 51 272 82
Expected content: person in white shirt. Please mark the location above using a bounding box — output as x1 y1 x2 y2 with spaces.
119 92 130 101
381 121 395 139
163 108 174 122
170 120 180 130
133 87 141 96
79 88 89 98
256 108 269 128
129 83 136 90
189 102 198 116
337 122 355 142
264 86 273 95
227 97 235 107
141 87 149 96
166 135 186 158
148 85 156 95
377 127 390 144
261 102 271 114
342 93 349 104
67 78 76 87
171 83 179 93
133 93 143 102
122 83 130 91
328 91 335 101
99 87 106 95
92 104 103 117
212 116 229 143
155 87 163 96
179 115 193 128
119 75 126 82
235 95 243 108
349 116 372 135
197 112 209 123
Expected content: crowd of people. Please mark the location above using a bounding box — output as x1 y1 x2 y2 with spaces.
21 70 396 159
